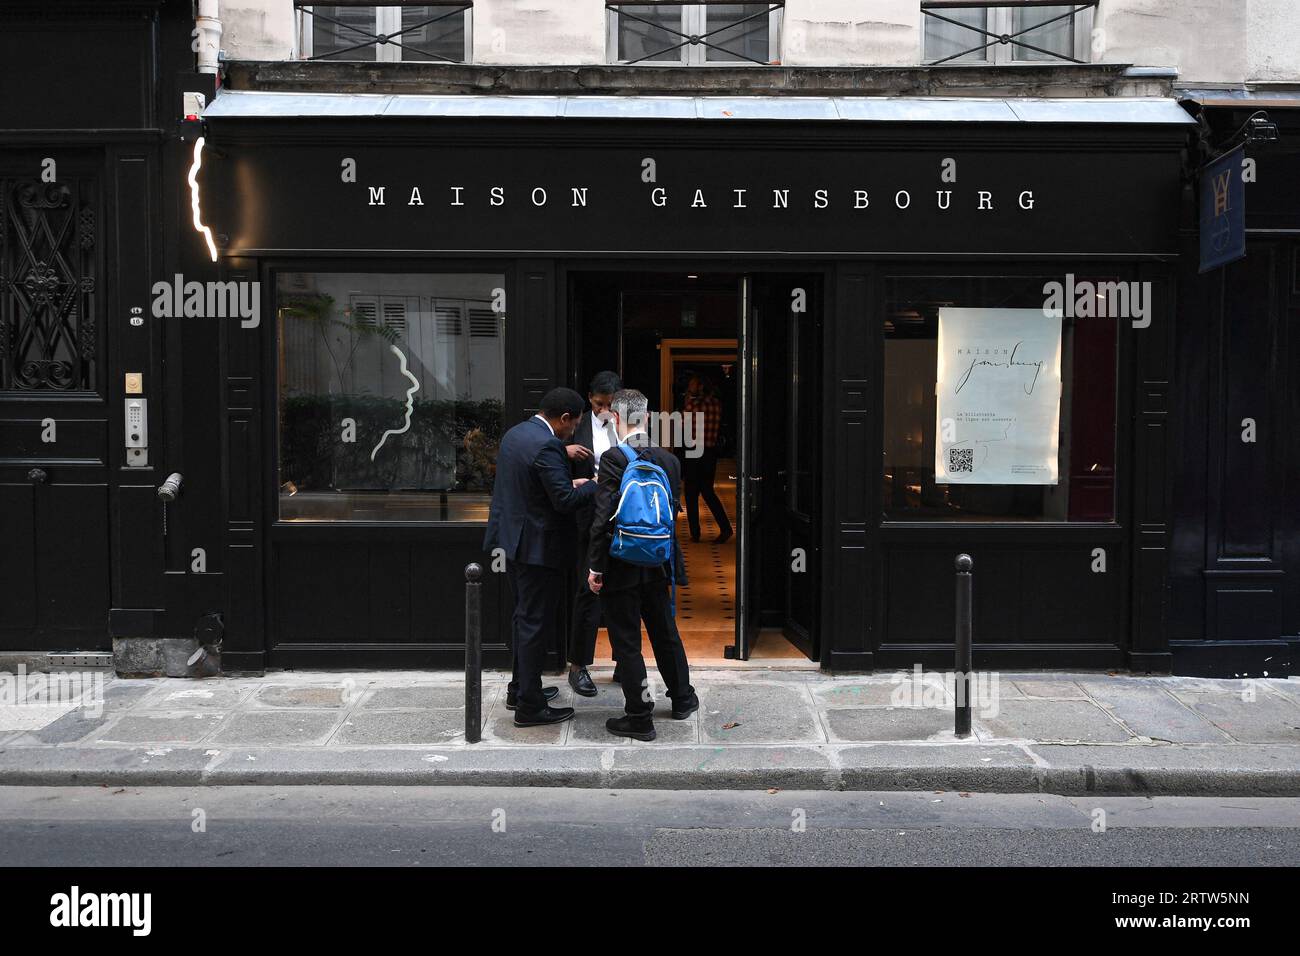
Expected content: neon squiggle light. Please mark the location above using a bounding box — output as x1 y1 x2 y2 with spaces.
370 344 421 461
188 136 218 262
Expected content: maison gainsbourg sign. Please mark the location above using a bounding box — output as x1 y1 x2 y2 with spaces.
206 142 1179 255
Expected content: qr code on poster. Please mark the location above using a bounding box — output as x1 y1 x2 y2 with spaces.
947 447 974 474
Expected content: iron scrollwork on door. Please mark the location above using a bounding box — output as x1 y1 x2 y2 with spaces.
0 177 98 392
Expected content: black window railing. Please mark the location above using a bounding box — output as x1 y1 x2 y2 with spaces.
296 2 471 63
608 1 783 66
922 1 1098 65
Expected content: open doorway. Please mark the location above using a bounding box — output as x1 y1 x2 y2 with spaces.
569 269 821 663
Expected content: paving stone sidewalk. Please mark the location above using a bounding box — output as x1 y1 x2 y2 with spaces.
1 667 1298 795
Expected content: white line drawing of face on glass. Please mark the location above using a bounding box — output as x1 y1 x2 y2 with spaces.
370 343 421 461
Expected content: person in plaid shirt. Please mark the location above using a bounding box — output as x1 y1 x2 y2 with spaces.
681 374 733 544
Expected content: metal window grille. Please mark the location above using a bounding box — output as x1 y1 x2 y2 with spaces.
0 178 99 392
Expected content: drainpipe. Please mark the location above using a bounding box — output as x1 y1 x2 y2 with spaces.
195 0 222 75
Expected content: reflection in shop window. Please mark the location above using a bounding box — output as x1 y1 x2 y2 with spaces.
882 275 1117 522
276 272 504 522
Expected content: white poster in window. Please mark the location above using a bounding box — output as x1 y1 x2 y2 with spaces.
934 308 1062 485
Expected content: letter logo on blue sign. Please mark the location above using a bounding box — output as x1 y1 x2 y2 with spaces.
1200 145 1246 273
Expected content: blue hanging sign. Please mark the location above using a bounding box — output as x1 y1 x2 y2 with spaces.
1199 145 1246 273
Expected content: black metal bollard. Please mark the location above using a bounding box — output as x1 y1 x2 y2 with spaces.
464 562 483 744
954 553 973 738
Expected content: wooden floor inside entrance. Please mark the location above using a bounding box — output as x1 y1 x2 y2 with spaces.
593 462 805 663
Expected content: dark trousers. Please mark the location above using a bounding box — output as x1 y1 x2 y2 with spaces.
506 560 563 713
569 578 602 666
683 447 731 540
601 578 693 717
568 506 601 666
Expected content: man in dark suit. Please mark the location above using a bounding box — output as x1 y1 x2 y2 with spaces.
564 370 622 698
587 389 699 741
484 387 598 726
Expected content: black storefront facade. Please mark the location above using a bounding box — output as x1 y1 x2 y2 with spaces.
6 0 1296 683
183 91 1226 676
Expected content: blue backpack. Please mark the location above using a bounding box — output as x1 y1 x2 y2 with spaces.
608 442 675 568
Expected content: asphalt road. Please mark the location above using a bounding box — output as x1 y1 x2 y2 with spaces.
0 786 1296 867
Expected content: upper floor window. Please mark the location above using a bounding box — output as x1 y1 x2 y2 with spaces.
608 2 783 65
297 2 471 62
922 2 1096 65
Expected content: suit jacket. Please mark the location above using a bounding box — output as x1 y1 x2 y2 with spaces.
587 434 688 592
570 409 620 544
570 411 598 481
483 416 598 570
569 410 598 550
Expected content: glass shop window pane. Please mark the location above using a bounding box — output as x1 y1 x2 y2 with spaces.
277 272 506 522
1011 5 1074 61
705 4 772 63
882 275 1118 523
399 5 468 62
924 8 989 63
311 4 381 60
617 4 689 63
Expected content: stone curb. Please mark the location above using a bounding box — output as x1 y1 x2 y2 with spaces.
2 745 1298 796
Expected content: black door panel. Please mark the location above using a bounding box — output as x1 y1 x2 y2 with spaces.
0 161 113 651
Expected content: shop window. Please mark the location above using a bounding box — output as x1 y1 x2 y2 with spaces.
297 3 471 62
882 275 1119 523
276 272 505 522
608 3 783 65
922 2 1095 65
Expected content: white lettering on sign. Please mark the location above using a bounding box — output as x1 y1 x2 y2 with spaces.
356 183 1040 214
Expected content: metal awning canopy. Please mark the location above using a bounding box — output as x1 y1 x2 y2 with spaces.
203 90 1196 125
1178 87 1300 109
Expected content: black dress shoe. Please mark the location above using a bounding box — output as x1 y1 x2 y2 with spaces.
606 714 656 741
568 667 598 698
504 686 559 711
715 527 733 545
671 694 700 720
514 705 575 728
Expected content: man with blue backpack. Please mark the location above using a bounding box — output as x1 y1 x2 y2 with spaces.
587 389 698 741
